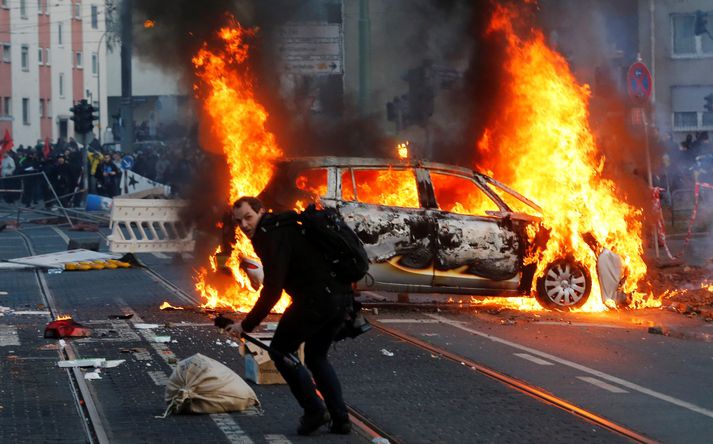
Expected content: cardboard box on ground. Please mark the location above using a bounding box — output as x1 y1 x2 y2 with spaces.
239 331 305 385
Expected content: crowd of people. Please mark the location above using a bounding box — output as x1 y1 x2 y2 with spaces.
660 131 713 193
0 137 202 208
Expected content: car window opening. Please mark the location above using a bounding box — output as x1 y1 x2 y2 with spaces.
351 167 420 208
430 172 499 216
294 168 328 209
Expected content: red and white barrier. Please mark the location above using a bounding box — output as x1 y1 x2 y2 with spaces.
653 182 713 259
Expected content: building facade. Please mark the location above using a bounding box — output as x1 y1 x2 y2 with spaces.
639 0 713 138
0 0 108 147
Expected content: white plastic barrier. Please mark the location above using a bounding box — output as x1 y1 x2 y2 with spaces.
108 199 195 253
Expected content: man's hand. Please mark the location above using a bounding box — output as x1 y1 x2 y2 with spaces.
225 322 243 339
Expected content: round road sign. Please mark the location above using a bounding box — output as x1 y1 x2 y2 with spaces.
627 62 652 102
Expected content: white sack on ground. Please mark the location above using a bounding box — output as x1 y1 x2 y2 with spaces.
164 353 259 415
597 248 625 305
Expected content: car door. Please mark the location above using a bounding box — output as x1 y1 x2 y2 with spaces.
425 170 523 291
336 166 435 290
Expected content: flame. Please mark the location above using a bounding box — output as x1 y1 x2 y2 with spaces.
472 4 656 311
192 19 290 314
159 301 184 310
144 19 155 29
397 142 409 159
55 314 72 320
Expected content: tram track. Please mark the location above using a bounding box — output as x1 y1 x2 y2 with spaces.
15 229 110 444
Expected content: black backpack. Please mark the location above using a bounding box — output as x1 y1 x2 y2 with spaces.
299 204 370 284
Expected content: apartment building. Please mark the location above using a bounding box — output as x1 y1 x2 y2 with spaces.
0 0 107 147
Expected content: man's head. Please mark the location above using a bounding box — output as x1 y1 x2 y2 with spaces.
232 196 265 239
103 154 111 162
57 156 65 164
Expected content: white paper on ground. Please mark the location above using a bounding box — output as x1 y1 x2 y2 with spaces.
133 323 160 329
102 360 126 368
152 336 171 343
84 371 102 380
58 358 105 368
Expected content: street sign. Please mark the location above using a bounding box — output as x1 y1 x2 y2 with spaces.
627 61 652 102
279 23 343 75
120 155 134 170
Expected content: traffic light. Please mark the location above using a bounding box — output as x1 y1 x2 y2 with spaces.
705 94 713 113
69 99 97 134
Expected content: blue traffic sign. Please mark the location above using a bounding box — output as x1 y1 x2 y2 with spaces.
120 155 134 170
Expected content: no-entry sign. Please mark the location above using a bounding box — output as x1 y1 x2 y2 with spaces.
627 61 652 102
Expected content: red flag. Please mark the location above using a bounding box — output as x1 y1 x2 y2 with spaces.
43 137 51 159
0 129 12 155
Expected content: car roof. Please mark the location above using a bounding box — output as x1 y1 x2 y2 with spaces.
278 156 543 213
278 156 478 177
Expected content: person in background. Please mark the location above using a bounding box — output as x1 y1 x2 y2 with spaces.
1 150 16 203
95 154 119 197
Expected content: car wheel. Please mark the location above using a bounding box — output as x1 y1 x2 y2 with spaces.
535 258 591 310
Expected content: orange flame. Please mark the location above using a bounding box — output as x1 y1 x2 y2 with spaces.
55 314 72 320
474 4 657 311
397 142 409 159
159 301 184 310
192 19 290 313
144 19 155 29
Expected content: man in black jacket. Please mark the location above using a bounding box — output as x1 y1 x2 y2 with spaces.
227 196 352 436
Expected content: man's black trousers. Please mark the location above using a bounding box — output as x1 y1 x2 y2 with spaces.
270 292 351 421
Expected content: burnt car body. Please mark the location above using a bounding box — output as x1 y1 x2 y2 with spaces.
257 157 592 310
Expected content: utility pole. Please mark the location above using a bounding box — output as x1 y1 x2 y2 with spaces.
120 0 134 152
358 0 371 115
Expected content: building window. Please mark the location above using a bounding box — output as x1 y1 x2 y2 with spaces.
58 22 63 45
45 48 50 66
38 48 43 65
674 112 699 129
39 98 45 118
75 51 82 68
91 52 97 74
1 0 8 9
91 5 98 29
1 97 10 117
21 45 29 71
22 98 30 125
46 99 51 117
672 12 713 57
20 0 27 18
1 43 10 63
74 2 81 20
59 73 64 97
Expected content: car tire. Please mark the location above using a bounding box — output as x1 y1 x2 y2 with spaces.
535 258 591 310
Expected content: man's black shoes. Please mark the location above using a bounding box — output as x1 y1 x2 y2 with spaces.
297 410 331 436
330 419 352 435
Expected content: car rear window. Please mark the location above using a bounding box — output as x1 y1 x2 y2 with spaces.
347 168 420 208
429 172 499 215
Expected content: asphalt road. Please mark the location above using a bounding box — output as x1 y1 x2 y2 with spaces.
2 216 712 443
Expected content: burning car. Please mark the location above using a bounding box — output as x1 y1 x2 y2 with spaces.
242 156 592 311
